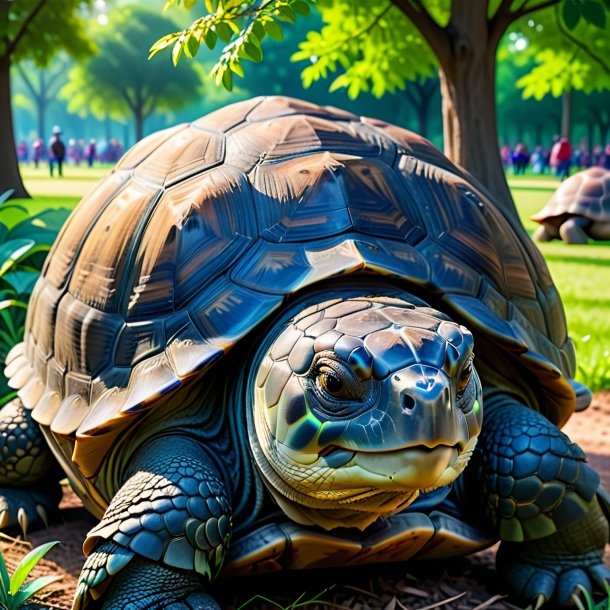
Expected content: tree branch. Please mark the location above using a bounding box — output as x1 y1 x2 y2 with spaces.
16 63 39 101
511 0 560 19
554 3 610 76
7 0 48 56
390 0 450 65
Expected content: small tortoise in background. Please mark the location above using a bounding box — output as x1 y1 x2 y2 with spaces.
0 97 608 609
532 167 610 244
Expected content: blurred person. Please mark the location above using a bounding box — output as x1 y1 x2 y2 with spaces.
530 145 545 174
512 143 529 175
601 144 610 170
87 139 97 167
32 138 45 168
550 135 572 180
16 141 28 163
49 125 66 177
500 144 512 170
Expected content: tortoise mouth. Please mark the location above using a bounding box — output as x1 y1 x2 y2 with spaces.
318 442 464 459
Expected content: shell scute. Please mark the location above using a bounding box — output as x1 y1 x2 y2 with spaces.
68 181 162 312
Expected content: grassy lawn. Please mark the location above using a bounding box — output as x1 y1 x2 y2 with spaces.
11 169 610 390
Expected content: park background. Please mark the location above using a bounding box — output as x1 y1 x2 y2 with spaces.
0 1 609 608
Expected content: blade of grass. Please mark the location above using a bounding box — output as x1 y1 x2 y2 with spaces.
9 541 59 595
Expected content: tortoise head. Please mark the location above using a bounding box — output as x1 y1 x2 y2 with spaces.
249 293 483 531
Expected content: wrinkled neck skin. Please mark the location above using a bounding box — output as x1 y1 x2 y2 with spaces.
245 287 483 532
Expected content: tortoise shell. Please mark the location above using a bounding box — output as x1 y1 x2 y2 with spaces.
531 167 610 224
6 96 577 489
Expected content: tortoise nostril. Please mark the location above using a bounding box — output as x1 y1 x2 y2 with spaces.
401 393 415 415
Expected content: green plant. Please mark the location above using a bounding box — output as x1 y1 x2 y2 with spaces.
0 540 61 609
0 190 70 404
574 584 610 610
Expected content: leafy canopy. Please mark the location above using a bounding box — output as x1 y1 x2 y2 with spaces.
0 0 95 63
154 0 608 100
61 7 203 125
512 4 610 100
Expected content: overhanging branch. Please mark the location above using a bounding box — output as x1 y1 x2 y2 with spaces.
7 0 48 56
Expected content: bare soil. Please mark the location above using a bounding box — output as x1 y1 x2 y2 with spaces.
7 392 610 610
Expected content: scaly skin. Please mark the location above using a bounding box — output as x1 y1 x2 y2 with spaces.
458 395 610 606
0 398 62 533
75 436 231 609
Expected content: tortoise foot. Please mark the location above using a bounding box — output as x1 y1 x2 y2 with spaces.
0 484 61 535
497 497 610 607
75 549 219 610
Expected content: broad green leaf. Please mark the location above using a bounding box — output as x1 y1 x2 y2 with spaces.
215 22 233 42
203 28 218 49
264 18 283 40
2 272 39 296
0 240 35 277
184 0 198 8
230 59 245 77
276 4 297 23
13 574 63 607
0 206 29 231
222 66 233 89
562 1 582 28
0 190 14 206
242 40 263 62
10 541 60 596
582 0 606 27
184 34 201 58
0 550 10 603
292 0 311 16
172 38 184 65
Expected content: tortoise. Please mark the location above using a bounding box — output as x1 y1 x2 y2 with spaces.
532 167 610 244
0 96 608 609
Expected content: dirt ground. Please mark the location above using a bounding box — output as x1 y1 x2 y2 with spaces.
7 391 610 610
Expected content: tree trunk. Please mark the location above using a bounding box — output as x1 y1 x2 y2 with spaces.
438 23 515 216
37 69 45 138
561 90 571 139
0 53 29 199
134 109 144 143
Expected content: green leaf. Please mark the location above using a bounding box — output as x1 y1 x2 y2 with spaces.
205 0 216 11
215 22 233 42
2 272 39 296
184 34 201 58
171 39 184 65
276 4 297 23
0 240 35 277
264 18 283 41
242 41 263 62
230 59 245 77
0 550 11 604
582 0 606 27
13 574 63 607
292 0 311 16
184 0 197 8
203 28 218 49
251 21 266 42
222 67 233 90
0 190 14 206
10 541 60 596
562 1 582 28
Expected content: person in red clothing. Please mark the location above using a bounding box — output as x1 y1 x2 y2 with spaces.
549 135 572 180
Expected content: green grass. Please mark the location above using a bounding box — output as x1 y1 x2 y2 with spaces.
510 175 610 391
12 169 610 391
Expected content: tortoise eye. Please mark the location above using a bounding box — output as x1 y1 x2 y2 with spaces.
457 359 473 398
317 368 349 399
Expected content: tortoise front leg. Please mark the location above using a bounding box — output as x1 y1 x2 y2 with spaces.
0 398 62 533
458 396 609 607
74 435 231 610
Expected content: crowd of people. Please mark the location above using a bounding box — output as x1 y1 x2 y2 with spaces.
501 136 610 180
16 125 124 177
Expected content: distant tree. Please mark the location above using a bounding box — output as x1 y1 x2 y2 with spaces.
0 0 95 198
61 7 203 142
514 6 610 139
153 0 609 220
16 58 69 141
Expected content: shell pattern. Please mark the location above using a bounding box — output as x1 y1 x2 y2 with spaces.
531 167 610 223
5 97 576 486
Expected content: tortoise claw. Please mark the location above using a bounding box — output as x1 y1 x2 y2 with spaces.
532 594 546 610
17 506 28 537
35 504 49 529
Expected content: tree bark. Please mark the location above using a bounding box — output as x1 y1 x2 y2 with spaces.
134 109 144 143
437 9 515 216
561 89 571 139
0 53 29 199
